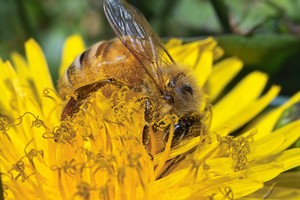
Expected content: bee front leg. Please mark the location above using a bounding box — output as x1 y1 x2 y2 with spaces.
61 78 124 120
144 98 153 124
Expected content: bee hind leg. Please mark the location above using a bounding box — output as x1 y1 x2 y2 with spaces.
61 78 124 120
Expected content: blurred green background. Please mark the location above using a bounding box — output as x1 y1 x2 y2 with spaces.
0 0 300 96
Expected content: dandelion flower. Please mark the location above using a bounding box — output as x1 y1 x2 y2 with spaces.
1 35 300 200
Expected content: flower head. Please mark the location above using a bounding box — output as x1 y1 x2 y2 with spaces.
1 35 300 199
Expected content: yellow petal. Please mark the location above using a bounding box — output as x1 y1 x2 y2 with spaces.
246 92 300 140
247 148 300 183
278 148 300 171
213 46 224 61
0 59 17 111
194 51 213 87
206 157 233 174
0 59 17 79
215 85 280 131
248 120 300 161
245 172 300 199
10 52 30 78
226 180 263 199
194 179 263 199
205 57 243 101
165 38 183 49
25 38 55 93
59 34 85 77
24 39 61 120
211 71 268 130
168 37 217 65
247 163 283 183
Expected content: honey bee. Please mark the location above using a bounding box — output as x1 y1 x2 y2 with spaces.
58 0 207 154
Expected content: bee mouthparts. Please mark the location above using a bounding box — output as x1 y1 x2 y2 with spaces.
163 93 174 104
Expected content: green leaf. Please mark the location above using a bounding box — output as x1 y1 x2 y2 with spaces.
275 101 300 130
275 100 300 167
224 0 277 33
170 0 220 35
216 34 300 73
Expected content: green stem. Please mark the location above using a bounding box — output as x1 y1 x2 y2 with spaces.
209 0 232 33
15 0 36 38
159 0 179 36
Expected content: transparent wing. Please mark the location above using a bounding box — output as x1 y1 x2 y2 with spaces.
103 0 175 88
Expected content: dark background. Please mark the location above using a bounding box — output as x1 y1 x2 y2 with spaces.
0 0 300 96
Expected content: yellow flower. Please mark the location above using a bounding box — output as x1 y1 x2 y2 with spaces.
1 35 300 200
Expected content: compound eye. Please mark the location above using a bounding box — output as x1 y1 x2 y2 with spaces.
181 85 193 96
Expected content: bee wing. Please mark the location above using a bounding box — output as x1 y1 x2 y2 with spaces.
103 0 174 87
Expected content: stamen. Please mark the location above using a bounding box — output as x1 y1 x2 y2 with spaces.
8 159 34 182
218 136 250 172
15 112 48 129
0 116 12 141
219 186 234 200
72 181 98 199
43 121 77 144
207 193 217 200
24 139 43 165
51 159 78 176
43 87 59 103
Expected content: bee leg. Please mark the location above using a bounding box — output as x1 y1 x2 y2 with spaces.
141 98 155 157
144 98 153 124
61 78 123 120
173 114 203 146
135 96 153 124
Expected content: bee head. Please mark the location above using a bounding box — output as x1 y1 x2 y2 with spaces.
165 69 201 116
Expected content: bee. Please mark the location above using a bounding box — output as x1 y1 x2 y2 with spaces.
58 0 207 154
